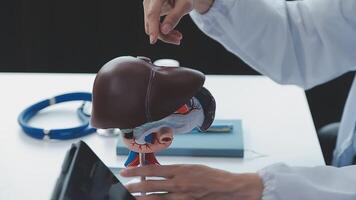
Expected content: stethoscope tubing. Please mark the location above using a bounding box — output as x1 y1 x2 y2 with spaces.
18 92 96 140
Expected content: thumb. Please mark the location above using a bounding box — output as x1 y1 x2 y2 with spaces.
161 1 193 34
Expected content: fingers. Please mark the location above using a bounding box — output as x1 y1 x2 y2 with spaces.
143 0 188 45
120 164 177 178
161 1 173 16
144 0 165 44
126 180 174 193
136 193 190 200
158 30 183 45
135 195 163 200
161 1 192 35
143 0 149 34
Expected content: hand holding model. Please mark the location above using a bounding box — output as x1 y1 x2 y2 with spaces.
143 0 214 44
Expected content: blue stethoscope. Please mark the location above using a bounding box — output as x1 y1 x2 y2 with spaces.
18 92 233 140
18 92 98 140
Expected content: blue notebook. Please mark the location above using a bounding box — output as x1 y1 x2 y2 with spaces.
116 120 244 157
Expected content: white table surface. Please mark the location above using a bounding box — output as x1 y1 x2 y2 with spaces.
0 73 324 200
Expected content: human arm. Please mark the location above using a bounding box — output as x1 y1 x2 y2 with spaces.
121 164 356 200
121 164 263 200
190 0 356 89
120 163 356 200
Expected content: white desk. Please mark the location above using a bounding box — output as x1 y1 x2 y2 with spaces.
0 73 324 200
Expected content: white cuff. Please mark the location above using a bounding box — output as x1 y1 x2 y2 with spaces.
257 163 285 200
257 163 356 200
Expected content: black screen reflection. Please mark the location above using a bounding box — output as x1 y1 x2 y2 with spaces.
56 142 135 200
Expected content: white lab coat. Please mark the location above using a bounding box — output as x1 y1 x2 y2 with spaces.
190 0 356 199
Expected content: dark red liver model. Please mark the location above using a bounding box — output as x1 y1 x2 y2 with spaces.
91 56 215 167
91 56 206 130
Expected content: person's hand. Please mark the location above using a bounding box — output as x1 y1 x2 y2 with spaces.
143 0 214 45
120 164 264 200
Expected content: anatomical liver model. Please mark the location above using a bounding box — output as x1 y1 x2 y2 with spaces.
91 56 216 167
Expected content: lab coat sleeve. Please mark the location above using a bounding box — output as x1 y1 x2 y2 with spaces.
258 163 356 200
190 0 356 89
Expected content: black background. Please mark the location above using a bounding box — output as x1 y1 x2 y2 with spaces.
1 0 354 129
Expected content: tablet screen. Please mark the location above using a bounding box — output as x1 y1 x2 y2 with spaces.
52 141 135 200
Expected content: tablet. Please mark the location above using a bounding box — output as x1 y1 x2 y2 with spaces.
51 141 135 200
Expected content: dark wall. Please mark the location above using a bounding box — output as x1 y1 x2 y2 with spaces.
307 72 354 129
0 0 353 129
0 0 256 75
